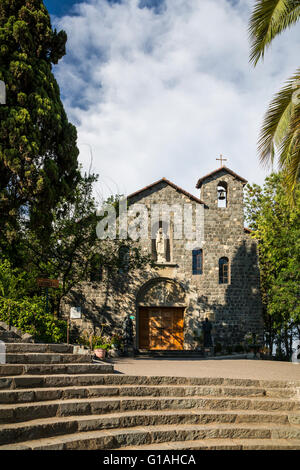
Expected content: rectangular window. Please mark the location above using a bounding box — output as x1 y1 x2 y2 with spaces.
219 257 229 284
192 249 203 275
90 266 103 282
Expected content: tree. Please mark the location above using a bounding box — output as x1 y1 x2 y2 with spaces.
22 174 154 316
245 173 300 358
249 0 300 200
0 0 80 246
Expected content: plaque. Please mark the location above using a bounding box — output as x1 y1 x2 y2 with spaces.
70 307 81 319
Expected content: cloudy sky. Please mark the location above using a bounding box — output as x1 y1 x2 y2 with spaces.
45 0 299 200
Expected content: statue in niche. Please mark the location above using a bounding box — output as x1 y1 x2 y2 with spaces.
156 227 167 263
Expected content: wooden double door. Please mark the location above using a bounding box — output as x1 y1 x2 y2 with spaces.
139 307 184 350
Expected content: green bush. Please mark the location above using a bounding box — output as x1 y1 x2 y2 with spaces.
0 296 67 343
94 343 111 351
0 257 67 343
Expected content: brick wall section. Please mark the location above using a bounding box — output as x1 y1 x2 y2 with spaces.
62 170 264 350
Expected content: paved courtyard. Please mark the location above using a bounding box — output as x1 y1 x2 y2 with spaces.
111 358 300 381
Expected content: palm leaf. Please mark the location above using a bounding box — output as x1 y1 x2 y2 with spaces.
258 70 300 164
278 107 300 198
249 0 300 66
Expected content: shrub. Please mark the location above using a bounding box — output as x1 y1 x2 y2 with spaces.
0 257 67 343
0 296 67 343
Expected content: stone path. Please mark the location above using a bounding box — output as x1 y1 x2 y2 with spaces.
111 357 300 381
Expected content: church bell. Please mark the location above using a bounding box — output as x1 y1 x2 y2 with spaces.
218 188 226 200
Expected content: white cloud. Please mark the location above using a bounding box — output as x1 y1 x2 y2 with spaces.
53 0 300 200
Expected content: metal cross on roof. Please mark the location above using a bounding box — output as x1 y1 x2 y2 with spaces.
216 154 227 167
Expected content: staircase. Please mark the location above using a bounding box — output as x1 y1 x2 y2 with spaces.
0 344 300 450
0 322 34 343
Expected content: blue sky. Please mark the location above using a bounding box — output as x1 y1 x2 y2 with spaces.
45 0 163 17
44 0 81 17
44 0 300 201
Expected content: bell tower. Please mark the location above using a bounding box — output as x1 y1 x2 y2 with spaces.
196 163 248 236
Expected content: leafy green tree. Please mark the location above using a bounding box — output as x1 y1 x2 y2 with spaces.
22 174 154 316
245 173 300 357
249 0 300 199
0 257 66 342
0 0 80 245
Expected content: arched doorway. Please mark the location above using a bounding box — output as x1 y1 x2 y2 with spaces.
136 278 186 350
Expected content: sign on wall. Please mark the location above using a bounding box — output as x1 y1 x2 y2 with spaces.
70 306 82 319
37 279 59 288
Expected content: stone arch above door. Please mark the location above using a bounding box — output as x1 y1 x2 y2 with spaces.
137 277 186 307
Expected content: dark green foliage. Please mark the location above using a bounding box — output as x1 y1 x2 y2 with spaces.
0 296 67 342
245 173 300 357
0 0 80 244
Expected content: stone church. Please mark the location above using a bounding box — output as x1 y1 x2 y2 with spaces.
64 165 264 351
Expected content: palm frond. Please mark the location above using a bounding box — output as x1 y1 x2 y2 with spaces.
278 107 300 199
249 0 300 66
258 68 300 166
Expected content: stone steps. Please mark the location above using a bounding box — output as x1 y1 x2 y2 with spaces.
5 353 93 364
1 423 300 450
0 342 299 450
1 394 299 425
118 438 300 450
0 324 34 344
0 409 298 446
0 384 298 405
0 363 113 376
4 343 74 354
1 373 299 389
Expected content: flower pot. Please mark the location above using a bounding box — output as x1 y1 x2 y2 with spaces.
94 348 106 359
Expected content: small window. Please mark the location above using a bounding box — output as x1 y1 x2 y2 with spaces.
90 266 103 282
89 255 103 282
119 245 130 274
219 257 229 284
192 249 203 275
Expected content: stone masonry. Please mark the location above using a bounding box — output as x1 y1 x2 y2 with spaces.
62 166 264 350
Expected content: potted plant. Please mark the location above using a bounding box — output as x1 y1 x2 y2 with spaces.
78 325 112 359
94 342 111 359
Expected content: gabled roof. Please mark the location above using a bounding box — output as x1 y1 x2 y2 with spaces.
128 177 205 204
196 166 248 188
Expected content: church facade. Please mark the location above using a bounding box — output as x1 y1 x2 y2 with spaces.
64 166 264 351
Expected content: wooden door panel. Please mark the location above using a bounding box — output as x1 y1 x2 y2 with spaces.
139 308 149 349
172 310 184 350
139 307 184 351
149 310 160 349
161 309 175 350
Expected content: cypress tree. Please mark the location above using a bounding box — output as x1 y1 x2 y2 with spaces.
0 0 80 245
